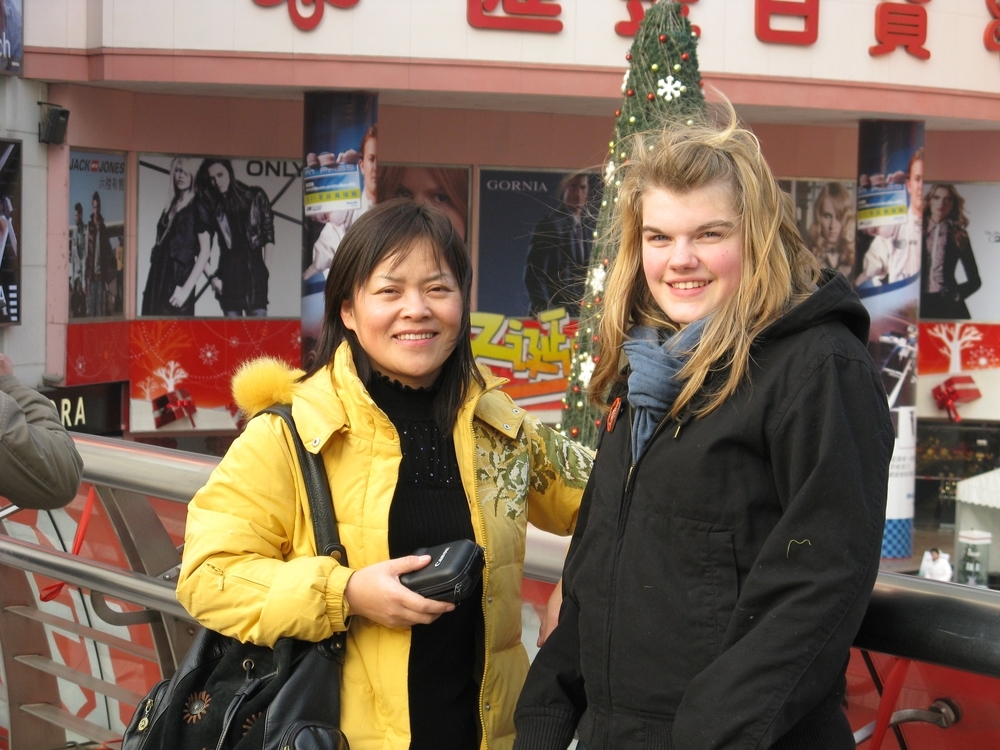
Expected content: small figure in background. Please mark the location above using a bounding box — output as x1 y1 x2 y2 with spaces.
919 547 953 582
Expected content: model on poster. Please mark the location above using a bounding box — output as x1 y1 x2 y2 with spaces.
68 151 126 319
302 124 378 281
478 169 601 319
301 92 377 359
198 159 274 317
0 140 20 325
853 120 924 560
806 182 855 279
141 157 213 316
138 155 303 318
377 165 469 239
524 172 591 316
920 183 981 320
855 148 923 288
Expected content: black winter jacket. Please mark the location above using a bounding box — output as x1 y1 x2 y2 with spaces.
514 272 894 750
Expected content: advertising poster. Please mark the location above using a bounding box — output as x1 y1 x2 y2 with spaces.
301 92 377 363
478 169 602 319
919 181 996 322
137 154 303 318
780 179 857 280
917 322 1000 422
69 150 127 319
377 164 470 240
0 0 23 76
0 139 20 324
855 120 925 559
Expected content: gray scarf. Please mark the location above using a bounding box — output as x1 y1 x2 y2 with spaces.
622 318 708 462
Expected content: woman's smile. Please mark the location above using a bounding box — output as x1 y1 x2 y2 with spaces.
341 239 463 389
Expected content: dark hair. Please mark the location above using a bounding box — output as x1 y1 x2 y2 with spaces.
301 198 484 430
91 191 101 208
930 548 940 555
74 202 83 213
198 159 237 194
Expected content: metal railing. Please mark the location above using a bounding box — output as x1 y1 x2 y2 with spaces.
0 434 998 748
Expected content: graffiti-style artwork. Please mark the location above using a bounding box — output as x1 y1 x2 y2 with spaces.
471 308 577 422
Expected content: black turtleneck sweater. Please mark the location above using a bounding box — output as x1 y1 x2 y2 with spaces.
367 374 483 750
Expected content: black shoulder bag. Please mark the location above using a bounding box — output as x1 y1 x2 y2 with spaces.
122 405 349 750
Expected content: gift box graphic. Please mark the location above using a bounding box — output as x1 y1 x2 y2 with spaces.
932 375 981 422
152 388 198 428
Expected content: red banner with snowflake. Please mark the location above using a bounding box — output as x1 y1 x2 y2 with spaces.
66 319 301 432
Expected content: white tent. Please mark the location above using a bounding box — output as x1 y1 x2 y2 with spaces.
955 470 1000 576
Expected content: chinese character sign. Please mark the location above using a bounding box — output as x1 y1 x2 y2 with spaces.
468 0 562 33
616 0 699 38
69 150 127 320
252 0 359 31
986 0 1000 53
755 0 819 46
870 1 932 60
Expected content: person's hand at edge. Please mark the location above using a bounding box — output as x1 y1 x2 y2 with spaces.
537 577 563 647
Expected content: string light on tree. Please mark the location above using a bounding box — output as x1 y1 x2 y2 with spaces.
559 0 706 448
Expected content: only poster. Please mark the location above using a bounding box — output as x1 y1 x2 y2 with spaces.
301 92 378 362
69 150 127 319
137 155 303 318
0 139 20 324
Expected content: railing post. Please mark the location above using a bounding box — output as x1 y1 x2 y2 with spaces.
0 563 66 750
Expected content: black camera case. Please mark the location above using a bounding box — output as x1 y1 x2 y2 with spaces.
399 539 485 603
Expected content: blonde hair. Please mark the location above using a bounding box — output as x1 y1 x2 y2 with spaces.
590 110 820 418
808 182 855 270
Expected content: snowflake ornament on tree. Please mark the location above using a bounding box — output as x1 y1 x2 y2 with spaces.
559 0 706 448
657 75 684 101
604 160 616 182
589 266 607 296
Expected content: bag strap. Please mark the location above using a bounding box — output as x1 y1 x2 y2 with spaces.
258 404 349 567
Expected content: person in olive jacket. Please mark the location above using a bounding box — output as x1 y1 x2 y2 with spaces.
0 353 83 509
514 114 894 750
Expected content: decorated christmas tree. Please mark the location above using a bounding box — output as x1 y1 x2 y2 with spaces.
559 1 706 447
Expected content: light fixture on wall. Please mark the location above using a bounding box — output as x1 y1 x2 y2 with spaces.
37 102 70 145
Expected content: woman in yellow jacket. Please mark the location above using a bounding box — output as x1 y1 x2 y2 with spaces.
176 199 592 750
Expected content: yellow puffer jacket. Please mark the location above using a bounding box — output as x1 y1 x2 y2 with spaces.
175 345 593 750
